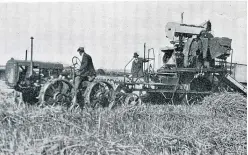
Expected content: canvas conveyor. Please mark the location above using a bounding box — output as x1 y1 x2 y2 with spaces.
215 73 247 95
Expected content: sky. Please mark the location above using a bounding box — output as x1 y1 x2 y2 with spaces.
0 1 246 70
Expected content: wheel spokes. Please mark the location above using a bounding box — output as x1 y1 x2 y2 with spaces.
85 82 114 109
43 80 74 106
124 93 141 106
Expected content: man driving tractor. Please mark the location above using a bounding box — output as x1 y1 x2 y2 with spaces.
72 47 96 104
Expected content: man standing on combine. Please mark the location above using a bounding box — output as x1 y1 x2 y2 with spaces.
131 52 148 82
73 47 96 105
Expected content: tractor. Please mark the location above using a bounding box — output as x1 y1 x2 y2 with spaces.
5 37 115 109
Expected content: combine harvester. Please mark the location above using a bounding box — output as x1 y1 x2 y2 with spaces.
95 16 247 106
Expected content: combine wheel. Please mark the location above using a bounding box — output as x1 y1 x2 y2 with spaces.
40 79 74 106
109 93 142 109
186 93 205 105
84 81 114 109
108 92 127 109
124 93 142 106
190 76 212 92
186 76 212 105
109 84 142 109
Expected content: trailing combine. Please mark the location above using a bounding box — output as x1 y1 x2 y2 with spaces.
95 17 247 106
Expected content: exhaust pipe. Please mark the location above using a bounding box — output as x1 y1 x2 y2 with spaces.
143 43 146 71
24 49 28 72
29 37 34 77
25 50 28 61
181 12 184 24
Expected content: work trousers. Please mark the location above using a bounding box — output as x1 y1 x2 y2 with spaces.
73 76 88 104
74 76 88 93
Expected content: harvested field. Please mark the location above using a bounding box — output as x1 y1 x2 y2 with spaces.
0 89 246 155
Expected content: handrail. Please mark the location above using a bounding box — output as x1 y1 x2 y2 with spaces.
143 47 156 84
215 61 247 66
229 49 233 75
148 48 155 73
124 58 134 83
147 48 152 84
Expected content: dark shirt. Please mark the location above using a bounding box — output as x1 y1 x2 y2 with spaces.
77 53 96 77
131 58 145 78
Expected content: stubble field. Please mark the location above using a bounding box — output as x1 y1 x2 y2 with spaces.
0 81 246 155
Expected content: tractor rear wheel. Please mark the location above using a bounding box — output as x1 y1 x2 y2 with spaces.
84 81 115 109
40 79 75 107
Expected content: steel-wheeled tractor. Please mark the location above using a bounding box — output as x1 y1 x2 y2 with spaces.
5 37 116 109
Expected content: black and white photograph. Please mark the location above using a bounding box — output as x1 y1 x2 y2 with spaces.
0 1 247 154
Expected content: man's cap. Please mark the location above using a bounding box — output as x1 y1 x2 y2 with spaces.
77 47 85 52
133 52 139 58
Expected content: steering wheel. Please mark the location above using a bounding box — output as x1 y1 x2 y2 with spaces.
72 56 81 68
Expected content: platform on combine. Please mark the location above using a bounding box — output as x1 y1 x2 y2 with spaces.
147 89 212 94
157 67 227 74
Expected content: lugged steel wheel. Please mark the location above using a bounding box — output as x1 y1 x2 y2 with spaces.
190 76 212 92
108 84 132 109
40 79 75 106
108 92 128 110
124 93 142 106
186 93 206 105
84 81 114 109
109 93 142 109
185 76 212 105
